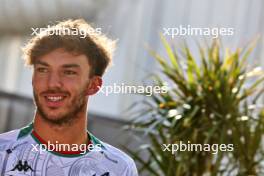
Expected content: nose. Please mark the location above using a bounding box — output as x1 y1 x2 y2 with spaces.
48 72 62 89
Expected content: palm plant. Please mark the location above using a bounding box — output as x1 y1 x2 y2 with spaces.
127 36 264 176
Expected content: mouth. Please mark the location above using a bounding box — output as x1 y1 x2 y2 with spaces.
43 94 68 108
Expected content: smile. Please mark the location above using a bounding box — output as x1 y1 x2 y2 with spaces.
43 95 68 107
46 96 64 102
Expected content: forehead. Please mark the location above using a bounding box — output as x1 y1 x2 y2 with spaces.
35 48 90 69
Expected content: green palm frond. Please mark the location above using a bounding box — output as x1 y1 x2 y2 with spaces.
128 37 264 175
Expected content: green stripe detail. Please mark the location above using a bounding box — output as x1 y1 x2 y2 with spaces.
17 123 33 139
89 132 105 149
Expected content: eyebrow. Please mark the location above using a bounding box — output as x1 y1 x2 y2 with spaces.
35 60 49 66
62 64 81 68
35 61 80 69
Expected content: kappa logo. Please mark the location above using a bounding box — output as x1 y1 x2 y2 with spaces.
92 172 110 176
11 160 34 172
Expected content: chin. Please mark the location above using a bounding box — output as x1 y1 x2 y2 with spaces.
38 108 68 122
45 111 67 120
42 114 71 125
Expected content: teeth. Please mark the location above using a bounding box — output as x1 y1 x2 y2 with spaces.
47 96 63 102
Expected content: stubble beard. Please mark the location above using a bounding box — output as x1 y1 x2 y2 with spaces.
33 85 88 126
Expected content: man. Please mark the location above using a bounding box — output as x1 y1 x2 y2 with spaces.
0 19 138 176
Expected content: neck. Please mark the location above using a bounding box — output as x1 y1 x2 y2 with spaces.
33 110 88 146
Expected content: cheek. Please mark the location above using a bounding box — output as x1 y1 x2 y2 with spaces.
63 77 87 89
67 86 83 95
65 83 87 97
32 77 46 92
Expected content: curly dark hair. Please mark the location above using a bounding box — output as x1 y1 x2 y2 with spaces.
22 19 116 77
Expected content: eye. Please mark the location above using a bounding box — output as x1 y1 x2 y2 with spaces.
64 70 77 75
36 67 48 73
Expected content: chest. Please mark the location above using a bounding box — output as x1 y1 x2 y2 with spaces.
0 144 118 176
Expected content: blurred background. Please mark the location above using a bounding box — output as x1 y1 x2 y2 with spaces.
0 0 263 169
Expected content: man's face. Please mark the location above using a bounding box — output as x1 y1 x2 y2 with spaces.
32 48 92 125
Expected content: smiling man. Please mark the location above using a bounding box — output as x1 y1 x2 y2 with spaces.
0 19 138 176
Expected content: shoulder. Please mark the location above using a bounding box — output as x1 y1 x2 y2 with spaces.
102 142 138 175
0 124 33 147
0 129 21 152
89 133 138 175
0 129 20 142
103 142 135 164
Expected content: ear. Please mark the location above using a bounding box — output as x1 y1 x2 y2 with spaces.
86 76 102 96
